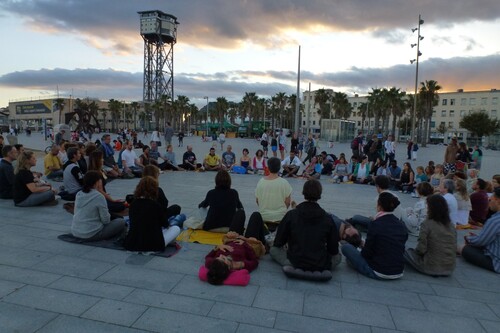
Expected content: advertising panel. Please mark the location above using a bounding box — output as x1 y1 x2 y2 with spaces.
15 100 54 115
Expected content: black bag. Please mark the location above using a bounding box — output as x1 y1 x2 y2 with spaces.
261 140 268 147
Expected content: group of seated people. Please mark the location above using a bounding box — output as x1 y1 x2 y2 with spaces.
1 138 498 285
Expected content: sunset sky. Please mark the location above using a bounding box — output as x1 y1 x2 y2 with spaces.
0 0 499 108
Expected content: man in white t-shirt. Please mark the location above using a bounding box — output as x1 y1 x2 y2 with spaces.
121 140 144 177
384 135 396 163
281 150 302 177
440 179 459 225
255 157 293 231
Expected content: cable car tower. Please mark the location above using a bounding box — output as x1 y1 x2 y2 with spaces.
138 10 179 105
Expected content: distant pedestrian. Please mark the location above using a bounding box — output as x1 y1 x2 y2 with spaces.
164 122 174 145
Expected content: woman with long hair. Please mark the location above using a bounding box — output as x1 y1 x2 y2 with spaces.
398 162 415 193
404 194 457 276
341 192 408 280
13 151 58 207
252 149 267 174
142 165 181 223
71 171 126 240
455 179 472 226
199 170 244 231
302 155 321 180
239 148 253 174
123 176 181 252
402 182 434 236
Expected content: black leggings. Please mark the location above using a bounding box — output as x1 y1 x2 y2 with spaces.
462 245 495 272
229 211 266 245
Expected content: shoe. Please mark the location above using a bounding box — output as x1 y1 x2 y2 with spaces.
54 195 61 201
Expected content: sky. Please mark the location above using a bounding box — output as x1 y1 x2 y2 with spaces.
0 0 499 108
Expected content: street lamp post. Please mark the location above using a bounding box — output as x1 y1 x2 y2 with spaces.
204 96 209 135
410 14 424 143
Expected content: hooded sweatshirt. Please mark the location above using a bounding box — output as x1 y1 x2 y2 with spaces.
274 201 339 270
71 189 111 239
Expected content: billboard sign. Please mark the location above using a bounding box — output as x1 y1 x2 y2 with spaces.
15 100 54 115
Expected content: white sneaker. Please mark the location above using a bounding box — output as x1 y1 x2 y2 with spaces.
54 195 61 201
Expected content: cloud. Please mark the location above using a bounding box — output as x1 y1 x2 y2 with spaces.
1 54 499 103
1 0 499 52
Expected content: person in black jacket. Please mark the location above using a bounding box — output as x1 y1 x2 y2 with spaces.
341 192 408 279
270 179 340 271
123 176 180 252
142 165 181 225
199 170 244 231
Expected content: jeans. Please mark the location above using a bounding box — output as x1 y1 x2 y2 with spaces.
349 215 371 231
16 191 55 207
46 170 63 179
162 225 181 244
341 243 378 279
461 245 495 272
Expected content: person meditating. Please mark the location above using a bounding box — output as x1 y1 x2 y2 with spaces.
199 170 244 231
204 212 267 285
341 192 408 280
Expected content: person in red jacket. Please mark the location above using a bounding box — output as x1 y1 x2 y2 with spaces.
204 211 266 285
470 178 489 226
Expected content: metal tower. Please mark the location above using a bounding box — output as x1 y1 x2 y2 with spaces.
138 10 179 106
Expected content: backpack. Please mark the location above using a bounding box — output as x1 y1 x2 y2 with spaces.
351 137 359 150
413 143 419 151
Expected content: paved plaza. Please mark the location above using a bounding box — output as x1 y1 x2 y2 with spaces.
0 133 499 332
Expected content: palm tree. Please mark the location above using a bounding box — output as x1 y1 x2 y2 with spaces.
99 108 108 131
314 88 332 124
386 87 406 136
151 100 163 129
175 95 190 131
272 92 287 130
215 97 229 132
331 92 352 119
419 80 441 147
130 102 139 130
55 98 65 124
241 92 259 134
227 102 239 124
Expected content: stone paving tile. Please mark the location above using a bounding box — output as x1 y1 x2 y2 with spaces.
48 276 135 300
285 278 342 298
79 247 145 264
36 314 148 333
370 328 408 333
341 282 426 309
172 275 259 306
303 293 395 329
0 301 58 333
25 238 94 256
453 272 500 293
274 312 371 333
23 221 72 232
0 233 40 248
123 288 215 316
0 279 24 298
143 256 202 276
257 257 285 273
398 268 464 287
0 224 63 239
0 245 54 268
488 303 500 318
419 294 499 320
389 306 486 333
252 286 304 315
236 324 290 333
347 275 436 295
248 269 288 289
478 319 500 333
81 298 148 327
430 284 500 305
97 264 184 293
32 254 116 280
133 307 238 333
0 265 61 286
2 285 100 316
208 302 276 328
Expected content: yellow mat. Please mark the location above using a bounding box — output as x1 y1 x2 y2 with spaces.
176 229 224 245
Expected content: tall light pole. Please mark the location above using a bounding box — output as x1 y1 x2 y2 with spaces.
294 45 301 134
204 96 209 135
410 14 424 143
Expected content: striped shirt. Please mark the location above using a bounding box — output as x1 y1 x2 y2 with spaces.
466 212 500 273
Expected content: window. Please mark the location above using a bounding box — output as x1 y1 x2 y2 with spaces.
302 120 306 125
432 110 436 116
460 110 466 117
313 121 316 125
481 97 487 105
449 110 455 117
430 121 435 128
450 99 455 105
357 121 361 126
353 102 358 108
493 97 498 105
492 110 497 118
440 121 445 128
461 98 467 105
441 110 446 117
469 98 476 105
442 99 447 105
448 122 454 128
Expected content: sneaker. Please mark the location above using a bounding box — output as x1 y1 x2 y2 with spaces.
54 195 61 201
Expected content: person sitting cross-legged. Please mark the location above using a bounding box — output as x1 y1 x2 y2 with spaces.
457 187 500 273
271 179 341 271
60 147 85 201
404 194 457 276
44 144 64 180
281 150 301 178
71 171 126 241
203 147 222 171
121 140 144 177
341 192 408 280
0 145 18 199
